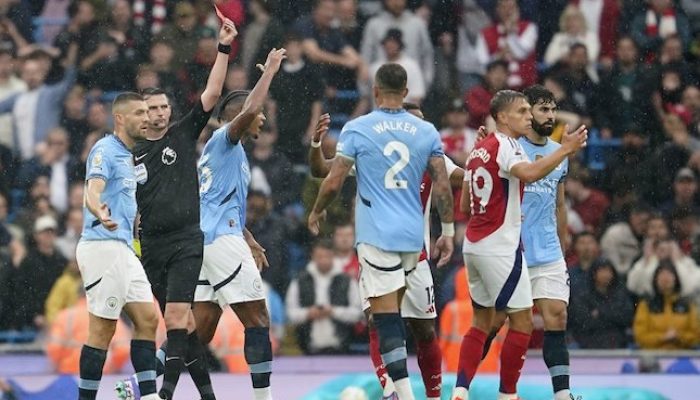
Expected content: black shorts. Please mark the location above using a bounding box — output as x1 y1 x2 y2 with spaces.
140 225 203 314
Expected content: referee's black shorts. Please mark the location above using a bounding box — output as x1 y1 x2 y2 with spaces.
140 225 203 314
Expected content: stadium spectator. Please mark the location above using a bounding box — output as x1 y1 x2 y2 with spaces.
475 0 538 89
659 167 700 217
633 261 700 349
464 59 508 129
159 1 215 70
60 86 89 156
670 206 699 255
53 0 100 64
569 258 635 349
331 223 358 280
240 0 284 83
0 44 77 161
248 128 297 210
600 203 651 276
630 0 691 63
570 0 620 67
45 295 131 374
268 33 324 165
336 0 366 52
568 231 601 291
369 28 425 105
104 0 150 66
565 166 610 235
627 239 700 299
55 207 82 260
544 5 600 68
43 259 81 324
17 128 81 214
455 0 491 93
603 127 651 200
548 43 599 122
440 98 477 167
596 37 646 138
0 50 26 149
286 239 363 354
361 0 434 87
246 190 295 296
7 215 66 330
296 0 368 116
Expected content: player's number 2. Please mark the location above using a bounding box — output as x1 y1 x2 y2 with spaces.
467 166 493 214
384 141 409 190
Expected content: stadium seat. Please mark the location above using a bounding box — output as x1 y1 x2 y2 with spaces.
585 128 622 171
665 357 700 374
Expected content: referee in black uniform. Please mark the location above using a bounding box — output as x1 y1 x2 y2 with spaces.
129 19 237 400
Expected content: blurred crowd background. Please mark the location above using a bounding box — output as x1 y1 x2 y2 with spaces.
0 0 699 374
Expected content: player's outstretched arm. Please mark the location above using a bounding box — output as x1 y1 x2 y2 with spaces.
511 124 588 183
201 18 237 112
227 48 286 143
308 113 333 178
308 156 354 235
427 155 455 267
85 178 117 231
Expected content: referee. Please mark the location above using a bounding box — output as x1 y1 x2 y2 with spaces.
129 19 237 400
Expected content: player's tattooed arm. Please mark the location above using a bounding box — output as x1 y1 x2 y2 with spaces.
427 156 454 224
308 156 354 235
428 155 455 267
227 48 287 143
308 113 333 178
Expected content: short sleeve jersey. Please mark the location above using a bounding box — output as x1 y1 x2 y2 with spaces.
132 100 212 236
336 109 444 252
80 134 137 250
519 137 568 266
463 132 529 256
198 126 250 245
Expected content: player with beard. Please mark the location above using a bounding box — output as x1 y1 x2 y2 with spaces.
481 85 581 400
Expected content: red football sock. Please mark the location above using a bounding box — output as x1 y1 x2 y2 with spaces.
368 326 388 389
455 327 487 389
499 329 531 394
416 337 442 398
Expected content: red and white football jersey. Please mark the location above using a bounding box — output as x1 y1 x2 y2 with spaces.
463 132 529 256
419 155 459 261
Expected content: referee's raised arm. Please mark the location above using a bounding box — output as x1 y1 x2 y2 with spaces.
200 18 238 113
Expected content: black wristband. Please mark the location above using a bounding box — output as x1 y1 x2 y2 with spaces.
218 43 231 55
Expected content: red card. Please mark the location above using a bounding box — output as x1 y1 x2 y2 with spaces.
214 4 225 22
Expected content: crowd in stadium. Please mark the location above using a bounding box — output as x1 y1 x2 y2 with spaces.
0 0 699 371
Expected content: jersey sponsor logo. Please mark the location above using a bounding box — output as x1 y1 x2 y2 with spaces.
161 146 177 165
134 163 148 184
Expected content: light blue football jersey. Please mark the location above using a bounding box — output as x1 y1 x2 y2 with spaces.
519 137 568 267
198 126 250 245
336 108 444 252
80 134 138 250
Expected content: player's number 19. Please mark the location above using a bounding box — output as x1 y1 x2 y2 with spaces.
467 167 493 214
